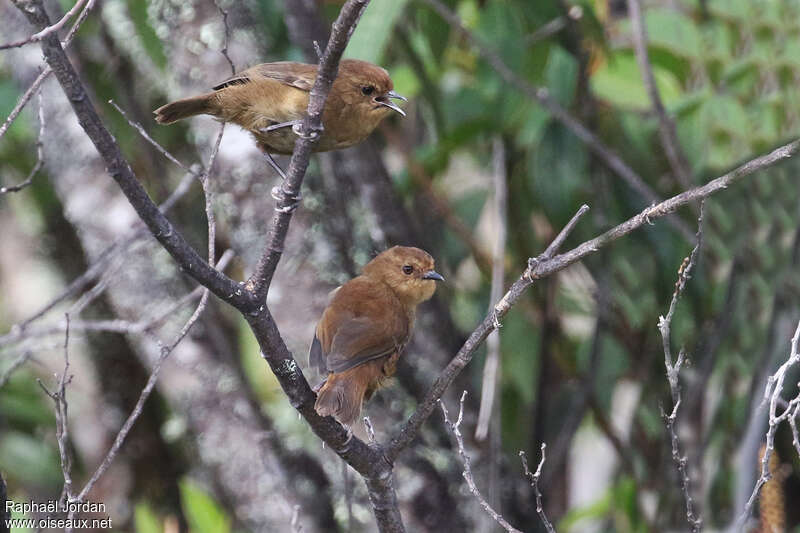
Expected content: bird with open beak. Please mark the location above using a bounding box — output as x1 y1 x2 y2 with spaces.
154 59 406 159
310 246 444 427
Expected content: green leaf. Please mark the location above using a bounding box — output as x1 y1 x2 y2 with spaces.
345 0 410 64
179 480 231 533
590 52 682 110
545 46 578 106
643 9 702 59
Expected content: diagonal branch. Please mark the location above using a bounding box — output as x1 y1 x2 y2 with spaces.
386 137 800 460
627 0 693 190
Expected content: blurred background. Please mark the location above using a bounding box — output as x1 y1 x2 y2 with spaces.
2 0 800 531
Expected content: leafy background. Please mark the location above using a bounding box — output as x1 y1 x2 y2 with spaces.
1 0 800 531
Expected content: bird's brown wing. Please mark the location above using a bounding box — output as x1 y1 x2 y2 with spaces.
323 314 408 373
213 62 316 92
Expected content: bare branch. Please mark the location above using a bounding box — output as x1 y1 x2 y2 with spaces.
387 138 800 461
520 444 556 533
213 0 236 75
626 0 693 190
738 319 800 525
441 392 522 533
419 0 694 241
0 67 49 144
0 0 87 50
1 91 45 194
108 100 196 176
37 314 75 527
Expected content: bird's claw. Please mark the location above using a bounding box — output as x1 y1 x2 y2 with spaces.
271 186 302 213
292 122 322 140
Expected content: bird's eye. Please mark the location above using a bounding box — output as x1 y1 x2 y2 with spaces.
361 85 375 96
402 265 414 275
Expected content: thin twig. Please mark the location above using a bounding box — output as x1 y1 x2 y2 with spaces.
476 137 507 440
37 314 75 528
626 0 693 190
0 68 49 144
440 391 521 533
108 100 196 175
520 444 556 533
213 0 236 75
0 0 88 50
1 91 45 194
657 202 704 532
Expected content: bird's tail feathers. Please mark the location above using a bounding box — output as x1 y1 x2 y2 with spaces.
154 93 215 124
314 369 370 427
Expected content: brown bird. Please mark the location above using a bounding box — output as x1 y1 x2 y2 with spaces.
310 246 444 427
154 59 406 158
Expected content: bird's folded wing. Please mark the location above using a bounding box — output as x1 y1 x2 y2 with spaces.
324 315 408 373
213 62 316 92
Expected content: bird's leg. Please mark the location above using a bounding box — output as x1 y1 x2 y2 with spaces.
263 152 287 180
263 152 302 212
260 119 302 133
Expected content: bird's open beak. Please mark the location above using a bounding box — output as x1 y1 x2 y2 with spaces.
422 270 444 281
376 92 407 117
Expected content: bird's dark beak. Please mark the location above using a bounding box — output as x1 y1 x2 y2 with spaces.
387 90 407 102
376 92 406 117
422 270 444 281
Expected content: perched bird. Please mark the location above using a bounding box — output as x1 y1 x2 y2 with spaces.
310 246 444 427
154 59 406 157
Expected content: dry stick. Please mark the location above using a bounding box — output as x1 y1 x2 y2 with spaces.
213 0 236 76
441 391 522 533
0 0 87 50
476 136 507 441
790 401 800 459
657 201 704 533
0 67 49 143
387 138 800 461
626 0 693 191
738 319 800 527
520 444 556 533
36 314 75 529
0 91 45 194
108 100 196 175
418 0 694 242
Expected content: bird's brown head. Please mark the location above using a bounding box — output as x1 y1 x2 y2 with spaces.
335 59 407 119
362 246 444 306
